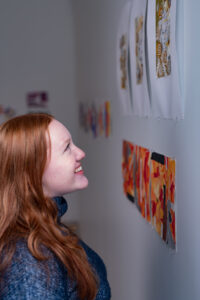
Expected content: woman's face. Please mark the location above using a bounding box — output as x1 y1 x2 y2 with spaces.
42 119 88 197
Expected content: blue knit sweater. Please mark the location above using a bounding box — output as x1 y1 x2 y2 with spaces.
0 197 111 300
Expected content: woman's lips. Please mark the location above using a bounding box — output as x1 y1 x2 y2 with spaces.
75 165 84 174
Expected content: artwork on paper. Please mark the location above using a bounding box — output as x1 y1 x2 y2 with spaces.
135 16 144 84
122 141 135 203
140 147 151 222
134 145 141 211
129 0 150 117
26 91 50 114
26 91 49 108
0 105 16 121
79 101 111 139
150 153 167 238
166 157 176 248
147 0 183 119
150 152 176 249
120 34 128 90
121 141 176 249
156 0 171 78
117 2 132 115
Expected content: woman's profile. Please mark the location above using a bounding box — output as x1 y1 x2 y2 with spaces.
0 113 111 300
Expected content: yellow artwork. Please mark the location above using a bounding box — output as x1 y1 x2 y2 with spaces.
156 0 171 78
119 34 128 89
135 16 144 84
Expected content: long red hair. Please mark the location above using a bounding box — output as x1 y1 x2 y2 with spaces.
0 113 97 300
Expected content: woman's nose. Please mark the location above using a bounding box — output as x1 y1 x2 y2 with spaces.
75 146 85 161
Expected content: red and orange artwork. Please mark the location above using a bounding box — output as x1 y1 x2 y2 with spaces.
150 153 176 249
140 147 151 222
134 145 141 209
166 157 176 246
121 142 176 249
150 153 167 238
122 141 135 202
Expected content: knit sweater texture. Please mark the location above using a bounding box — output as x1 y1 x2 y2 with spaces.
0 197 111 300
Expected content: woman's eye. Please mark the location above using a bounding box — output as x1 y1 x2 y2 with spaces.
64 143 70 152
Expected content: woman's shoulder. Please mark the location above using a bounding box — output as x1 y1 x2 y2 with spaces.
80 240 111 300
1 239 69 300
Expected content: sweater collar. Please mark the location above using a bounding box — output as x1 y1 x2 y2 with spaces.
53 196 68 218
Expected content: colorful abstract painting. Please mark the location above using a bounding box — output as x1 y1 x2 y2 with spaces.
135 16 144 84
122 141 176 249
79 101 111 138
150 152 176 249
140 147 151 222
122 141 135 202
156 0 171 78
135 145 141 211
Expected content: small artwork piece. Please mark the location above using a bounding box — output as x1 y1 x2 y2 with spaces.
129 0 150 117
26 91 50 114
135 16 144 84
117 2 132 115
79 101 111 139
140 147 151 222
150 152 176 249
122 141 135 202
121 141 176 249
156 0 171 78
119 34 128 90
147 0 183 119
0 105 16 121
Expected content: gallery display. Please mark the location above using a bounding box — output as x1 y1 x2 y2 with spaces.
117 0 183 119
122 140 176 249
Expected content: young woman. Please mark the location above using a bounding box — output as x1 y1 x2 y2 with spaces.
0 113 111 300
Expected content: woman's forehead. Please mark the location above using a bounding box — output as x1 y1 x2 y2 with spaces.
48 119 71 147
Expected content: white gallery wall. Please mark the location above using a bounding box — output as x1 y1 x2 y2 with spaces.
0 0 79 220
71 0 200 299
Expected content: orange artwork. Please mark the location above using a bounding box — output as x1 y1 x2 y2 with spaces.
122 141 135 202
140 147 151 222
122 142 176 249
135 145 141 209
150 153 176 249
166 157 176 246
150 153 167 238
